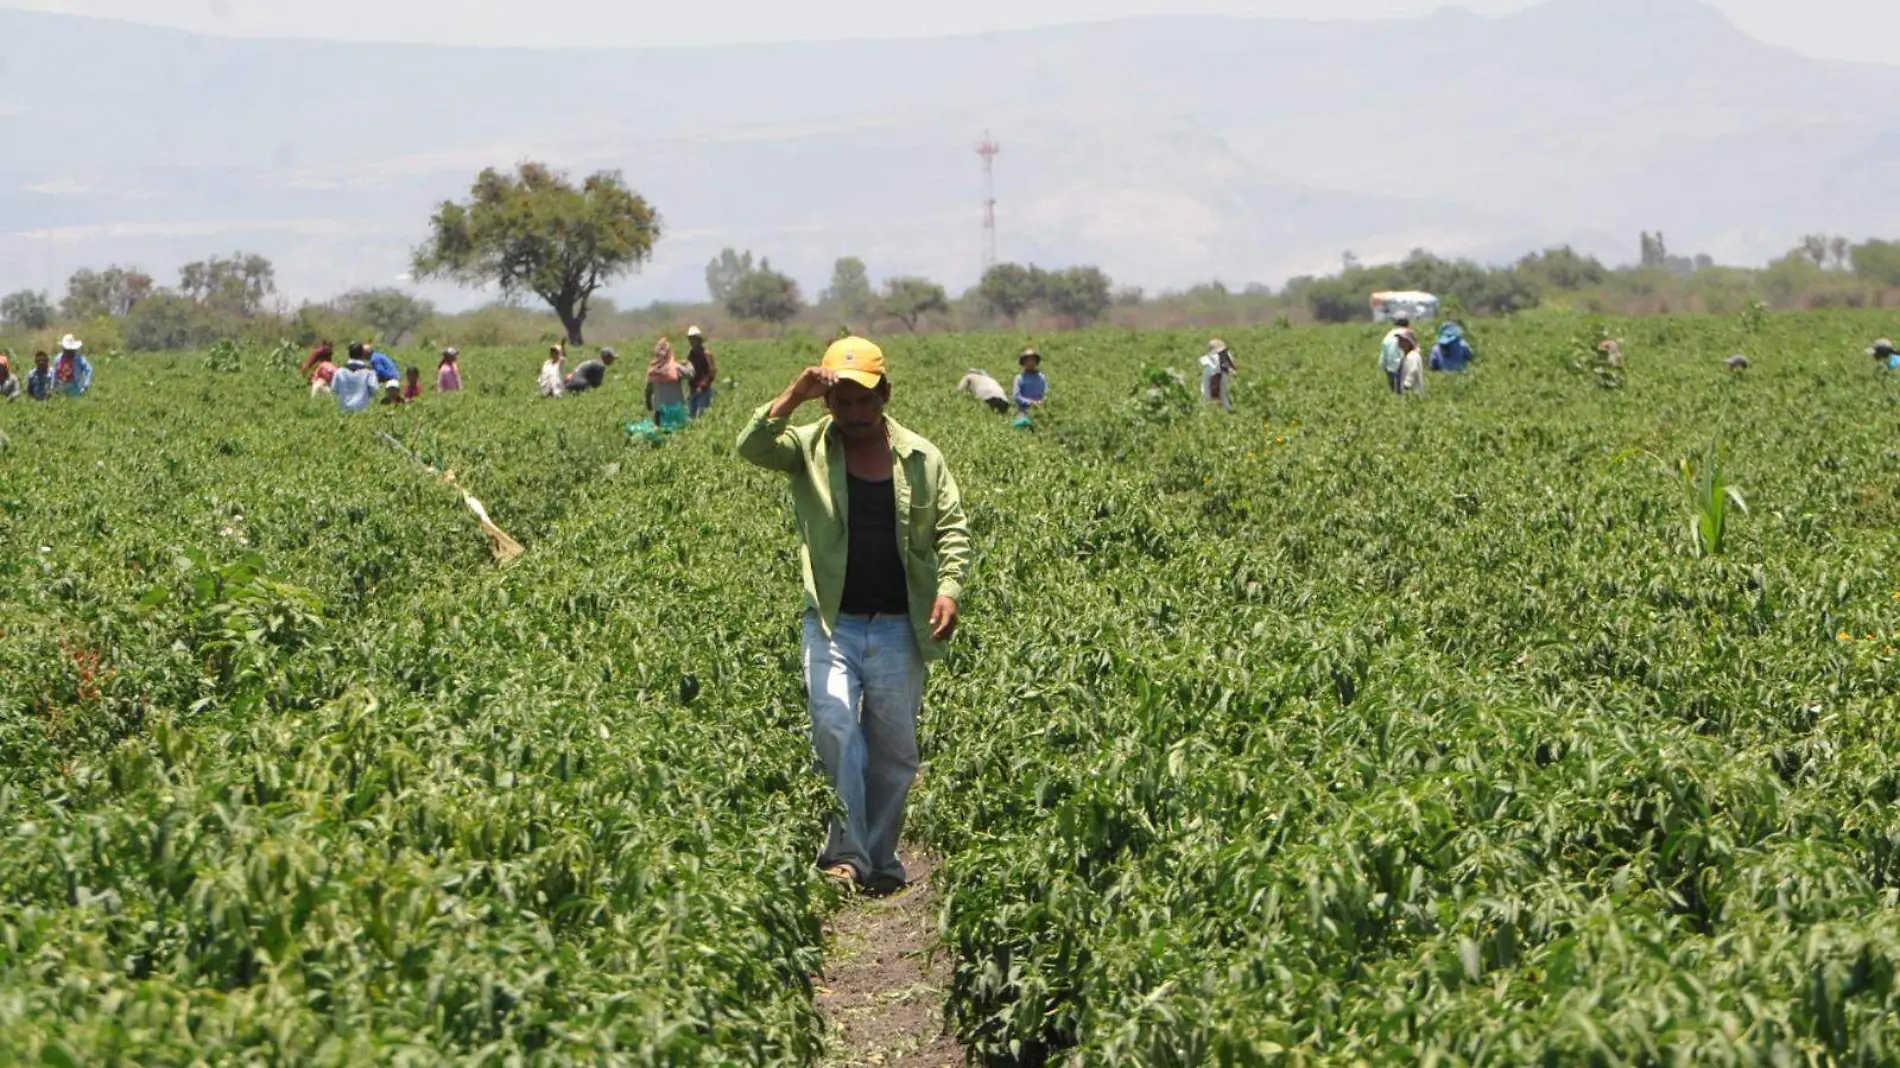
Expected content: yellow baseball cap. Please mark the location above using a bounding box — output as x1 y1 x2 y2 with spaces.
823 336 886 389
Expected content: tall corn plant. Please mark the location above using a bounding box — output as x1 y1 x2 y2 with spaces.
1678 446 1747 557
1615 444 1749 557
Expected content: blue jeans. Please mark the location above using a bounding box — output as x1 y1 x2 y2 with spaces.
690 388 714 418
802 612 925 885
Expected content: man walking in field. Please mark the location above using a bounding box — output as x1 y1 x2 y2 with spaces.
332 347 378 414
53 335 94 397
685 326 718 418
737 336 972 895
1201 339 1238 411
1380 318 1412 395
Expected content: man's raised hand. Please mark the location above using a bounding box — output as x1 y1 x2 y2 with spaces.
789 366 838 402
768 367 839 419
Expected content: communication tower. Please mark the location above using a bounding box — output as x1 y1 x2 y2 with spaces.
976 132 1001 271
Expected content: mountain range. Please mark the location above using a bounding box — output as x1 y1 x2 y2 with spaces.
2 0 1898 309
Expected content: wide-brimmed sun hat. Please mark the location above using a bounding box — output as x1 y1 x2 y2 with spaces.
1208 338 1227 353
59 334 82 352
686 325 704 339
1870 339 1895 355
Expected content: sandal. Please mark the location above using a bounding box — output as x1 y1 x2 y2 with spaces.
821 864 861 889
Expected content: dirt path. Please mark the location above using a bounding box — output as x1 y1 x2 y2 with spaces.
815 851 963 1068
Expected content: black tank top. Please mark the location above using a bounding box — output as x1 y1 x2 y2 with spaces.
839 475 910 616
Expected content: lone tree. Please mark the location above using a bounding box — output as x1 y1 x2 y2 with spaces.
63 266 155 320
1853 239 1900 287
727 262 802 327
180 253 276 318
414 162 660 344
879 276 949 332
335 288 436 346
705 249 756 304
1044 266 1113 327
820 256 875 320
977 263 1043 323
0 289 54 331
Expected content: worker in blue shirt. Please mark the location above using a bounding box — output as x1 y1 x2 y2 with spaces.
1430 322 1477 373
1011 348 1048 413
52 336 95 396
355 341 400 385
1870 339 1900 371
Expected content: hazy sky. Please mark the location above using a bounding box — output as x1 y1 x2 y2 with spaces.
1 0 1893 63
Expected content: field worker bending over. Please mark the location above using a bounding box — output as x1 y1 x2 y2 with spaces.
539 346 566 397
955 368 1009 413
1430 322 1476 373
564 347 617 394
366 343 401 387
302 341 335 379
309 348 339 397
0 354 17 401
54 335 94 397
332 348 377 413
738 336 972 896
1870 339 1900 371
1201 338 1238 411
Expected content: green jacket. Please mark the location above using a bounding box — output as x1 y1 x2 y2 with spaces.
737 404 972 661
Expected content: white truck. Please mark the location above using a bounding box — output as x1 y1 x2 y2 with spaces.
1370 291 1440 324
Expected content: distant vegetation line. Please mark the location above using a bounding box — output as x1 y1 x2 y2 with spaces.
4 228 1897 355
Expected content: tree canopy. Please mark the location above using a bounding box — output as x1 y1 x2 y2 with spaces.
413 162 660 344
726 265 802 326
879 277 949 332
1043 266 1114 327
978 264 1044 322
0 290 54 331
63 266 155 321
820 257 875 320
1515 246 1608 292
705 249 755 304
334 288 436 346
180 253 275 318
1851 240 1900 287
